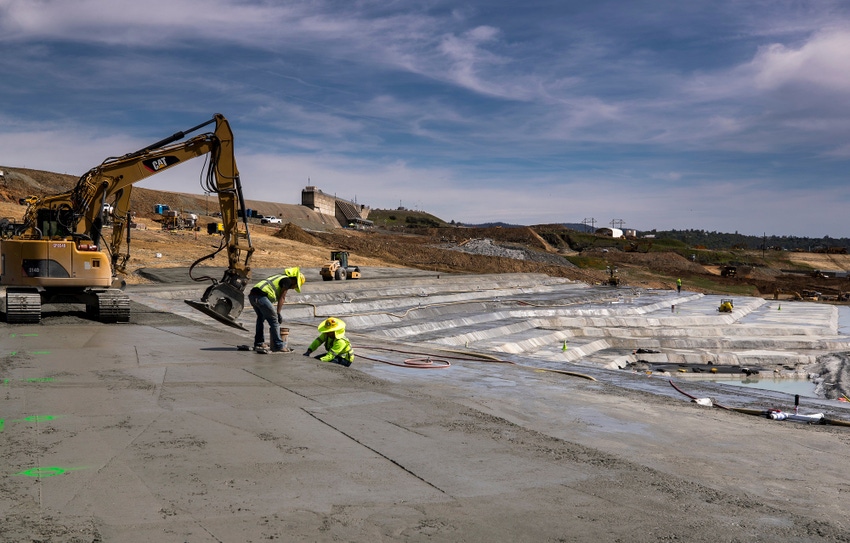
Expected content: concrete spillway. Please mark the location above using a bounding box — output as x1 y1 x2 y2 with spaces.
132 268 850 373
6 267 850 541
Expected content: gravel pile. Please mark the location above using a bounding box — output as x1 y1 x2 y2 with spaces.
448 238 575 267
810 353 850 400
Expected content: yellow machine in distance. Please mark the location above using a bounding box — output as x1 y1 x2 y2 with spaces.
320 251 361 281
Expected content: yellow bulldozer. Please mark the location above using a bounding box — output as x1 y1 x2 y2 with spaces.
320 251 361 281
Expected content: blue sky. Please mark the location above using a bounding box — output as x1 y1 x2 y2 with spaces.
2 0 850 236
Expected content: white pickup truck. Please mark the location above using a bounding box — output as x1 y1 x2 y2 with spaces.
261 216 282 225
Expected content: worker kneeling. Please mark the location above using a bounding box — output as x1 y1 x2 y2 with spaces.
304 317 354 367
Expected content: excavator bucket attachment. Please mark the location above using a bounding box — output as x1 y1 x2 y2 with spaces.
185 282 247 331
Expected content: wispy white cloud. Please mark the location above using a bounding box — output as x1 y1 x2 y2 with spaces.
3 1 850 236
749 29 850 92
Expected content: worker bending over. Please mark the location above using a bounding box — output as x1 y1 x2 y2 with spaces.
304 317 354 367
248 267 305 354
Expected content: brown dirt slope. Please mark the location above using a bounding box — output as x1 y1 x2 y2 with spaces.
5 164 850 298
274 222 324 245
307 227 597 282
407 225 551 250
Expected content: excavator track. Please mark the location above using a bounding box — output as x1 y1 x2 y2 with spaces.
90 289 130 323
5 289 42 324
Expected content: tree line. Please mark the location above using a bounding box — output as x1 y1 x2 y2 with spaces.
645 229 850 252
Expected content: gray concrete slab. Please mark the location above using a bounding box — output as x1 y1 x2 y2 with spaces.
4 271 850 541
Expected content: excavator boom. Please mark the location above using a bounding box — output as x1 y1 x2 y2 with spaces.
1 114 254 327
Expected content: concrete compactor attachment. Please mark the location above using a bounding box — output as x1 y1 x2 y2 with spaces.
185 281 248 331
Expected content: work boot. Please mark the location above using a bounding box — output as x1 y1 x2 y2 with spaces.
270 347 293 354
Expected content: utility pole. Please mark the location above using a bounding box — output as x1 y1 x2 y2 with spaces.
610 219 625 229
582 218 597 232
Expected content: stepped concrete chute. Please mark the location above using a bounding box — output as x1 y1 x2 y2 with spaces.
129 268 850 394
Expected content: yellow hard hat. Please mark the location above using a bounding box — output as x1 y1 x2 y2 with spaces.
318 317 345 334
284 267 305 292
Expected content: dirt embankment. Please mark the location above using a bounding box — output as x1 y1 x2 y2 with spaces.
5 164 850 296
279 226 601 283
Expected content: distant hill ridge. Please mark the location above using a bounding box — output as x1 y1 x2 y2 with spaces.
4 165 850 251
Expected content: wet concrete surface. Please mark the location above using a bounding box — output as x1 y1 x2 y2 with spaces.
3 269 850 542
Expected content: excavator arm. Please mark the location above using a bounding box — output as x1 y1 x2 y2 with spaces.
5 114 255 328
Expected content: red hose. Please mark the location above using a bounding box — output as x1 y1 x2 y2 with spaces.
358 353 451 369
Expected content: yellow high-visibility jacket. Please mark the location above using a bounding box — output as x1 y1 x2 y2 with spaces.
308 332 354 363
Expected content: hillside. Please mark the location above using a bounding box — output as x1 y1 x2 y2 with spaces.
3 165 850 300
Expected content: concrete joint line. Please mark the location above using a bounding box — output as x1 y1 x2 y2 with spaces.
301 408 450 496
241 369 318 402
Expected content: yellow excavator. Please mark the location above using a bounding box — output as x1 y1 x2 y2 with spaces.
0 114 254 329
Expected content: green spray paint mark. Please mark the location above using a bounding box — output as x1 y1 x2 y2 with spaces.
0 415 62 432
16 466 68 478
13 466 86 478
14 415 61 423
9 333 39 338
1 377 57 384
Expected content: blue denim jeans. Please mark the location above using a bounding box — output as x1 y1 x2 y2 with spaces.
248 292 283 351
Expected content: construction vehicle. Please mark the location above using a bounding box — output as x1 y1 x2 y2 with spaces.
159 210 198 231
720 265 737 277
0 114 254 329
320 251 361 281
718 299 734 312
800 289 822 301
605 266 620 287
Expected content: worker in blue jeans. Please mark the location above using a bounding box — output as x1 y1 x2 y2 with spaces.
248 267 305 354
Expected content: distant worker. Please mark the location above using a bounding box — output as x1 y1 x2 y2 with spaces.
248 267 305 354
676 278 682 294
303 317 354 367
